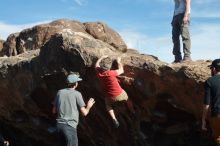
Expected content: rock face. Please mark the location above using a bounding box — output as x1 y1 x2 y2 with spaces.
0 39 4 53
1 33 19 56
0 20 215 146
84 22 127 52
1 19 127 57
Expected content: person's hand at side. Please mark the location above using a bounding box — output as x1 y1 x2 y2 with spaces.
201 104 209 131
201 119 207 131
4 141 9 146
80 98 95 116
183 15 189 25
87 98 95 109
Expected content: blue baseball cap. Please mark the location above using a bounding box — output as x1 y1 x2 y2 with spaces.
67 74 82 84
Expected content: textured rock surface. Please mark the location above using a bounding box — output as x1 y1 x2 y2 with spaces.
1 33 19 56
84 22 127 52
0 39 5 54
0 20 215 146
1 19 127 57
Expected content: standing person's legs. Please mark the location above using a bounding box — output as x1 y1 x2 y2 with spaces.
172 15 182 62
57 123 78 146
57 123 66 146
181 17 191 61
65 126 78 146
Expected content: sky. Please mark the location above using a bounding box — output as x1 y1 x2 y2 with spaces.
0 0 220 63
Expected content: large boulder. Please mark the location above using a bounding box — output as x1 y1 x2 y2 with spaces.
84 22 127 52
1 33 19 56
1 19 127 57
0 39 5 54
0 21 214 146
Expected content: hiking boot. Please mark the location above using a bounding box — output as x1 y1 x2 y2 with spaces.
173 55 182 63
181 55 192 62
113 119 120 128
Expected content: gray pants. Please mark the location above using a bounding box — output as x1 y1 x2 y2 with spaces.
172 13 191 57
57 123 78 146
